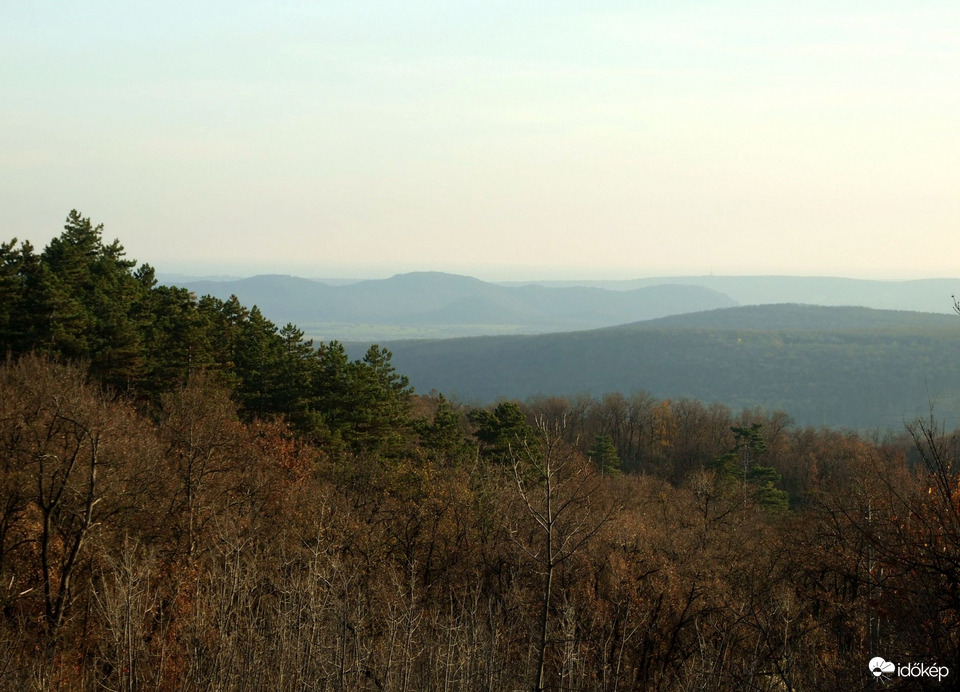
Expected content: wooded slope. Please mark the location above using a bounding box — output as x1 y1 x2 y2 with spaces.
378 305 960 429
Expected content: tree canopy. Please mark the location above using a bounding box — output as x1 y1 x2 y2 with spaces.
0 211 415 454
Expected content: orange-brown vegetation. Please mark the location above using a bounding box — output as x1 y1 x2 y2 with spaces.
1 355 957 690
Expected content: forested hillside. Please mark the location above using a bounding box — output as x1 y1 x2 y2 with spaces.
378 305 960 429
1 213 958 690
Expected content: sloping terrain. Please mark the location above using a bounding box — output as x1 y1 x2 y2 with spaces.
373 305 960 430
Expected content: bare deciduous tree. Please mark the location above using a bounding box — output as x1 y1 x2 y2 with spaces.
507 414 617 691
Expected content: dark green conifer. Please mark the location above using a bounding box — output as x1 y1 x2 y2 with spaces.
588 433 621 476
471 401 535 464
714 423 789 511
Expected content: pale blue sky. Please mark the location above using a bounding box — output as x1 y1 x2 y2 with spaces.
2 1 958 279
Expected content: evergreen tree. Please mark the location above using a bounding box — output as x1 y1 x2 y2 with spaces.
714 423 789 511
471 401 535 464
2 212 426 451
588 433 621 476
0 239 38 353
232 306 283 419
414 394 474 465
310 340 354 446
138 284 215 396
37 212 103 357
274 323 317 424
350 345 414 454
27 211 146 388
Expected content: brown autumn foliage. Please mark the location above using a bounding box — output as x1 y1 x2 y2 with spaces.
0 355 957 691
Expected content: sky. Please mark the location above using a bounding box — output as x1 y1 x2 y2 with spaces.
2 1 959 281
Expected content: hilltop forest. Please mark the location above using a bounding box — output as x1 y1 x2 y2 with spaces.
1 212 958 690
377 306 960 430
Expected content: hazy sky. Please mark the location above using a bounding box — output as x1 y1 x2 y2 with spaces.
3 1 959 280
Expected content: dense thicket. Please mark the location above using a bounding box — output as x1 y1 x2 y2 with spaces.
1 214 958 690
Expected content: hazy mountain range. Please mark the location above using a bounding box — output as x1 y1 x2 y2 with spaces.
502 276 960 314
177 272 736 340
172 272 960 341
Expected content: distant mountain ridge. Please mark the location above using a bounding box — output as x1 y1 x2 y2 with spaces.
175 272 960 341
501 276 960 314
371 304 960 430
180 272 736 339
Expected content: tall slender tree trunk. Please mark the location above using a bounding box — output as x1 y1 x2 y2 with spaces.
535 564 553 691
534 467 554 692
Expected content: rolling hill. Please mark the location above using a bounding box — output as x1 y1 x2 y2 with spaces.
369 305 960 430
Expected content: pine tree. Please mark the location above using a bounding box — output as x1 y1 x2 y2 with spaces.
274 323 317 424
0 239 38 354
310 340 353 446
588 433 621 476
414 394 474 465
232 306 282 418
714 423 789 511
471 401 535 464
22 211 148 388
351 345 414 454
